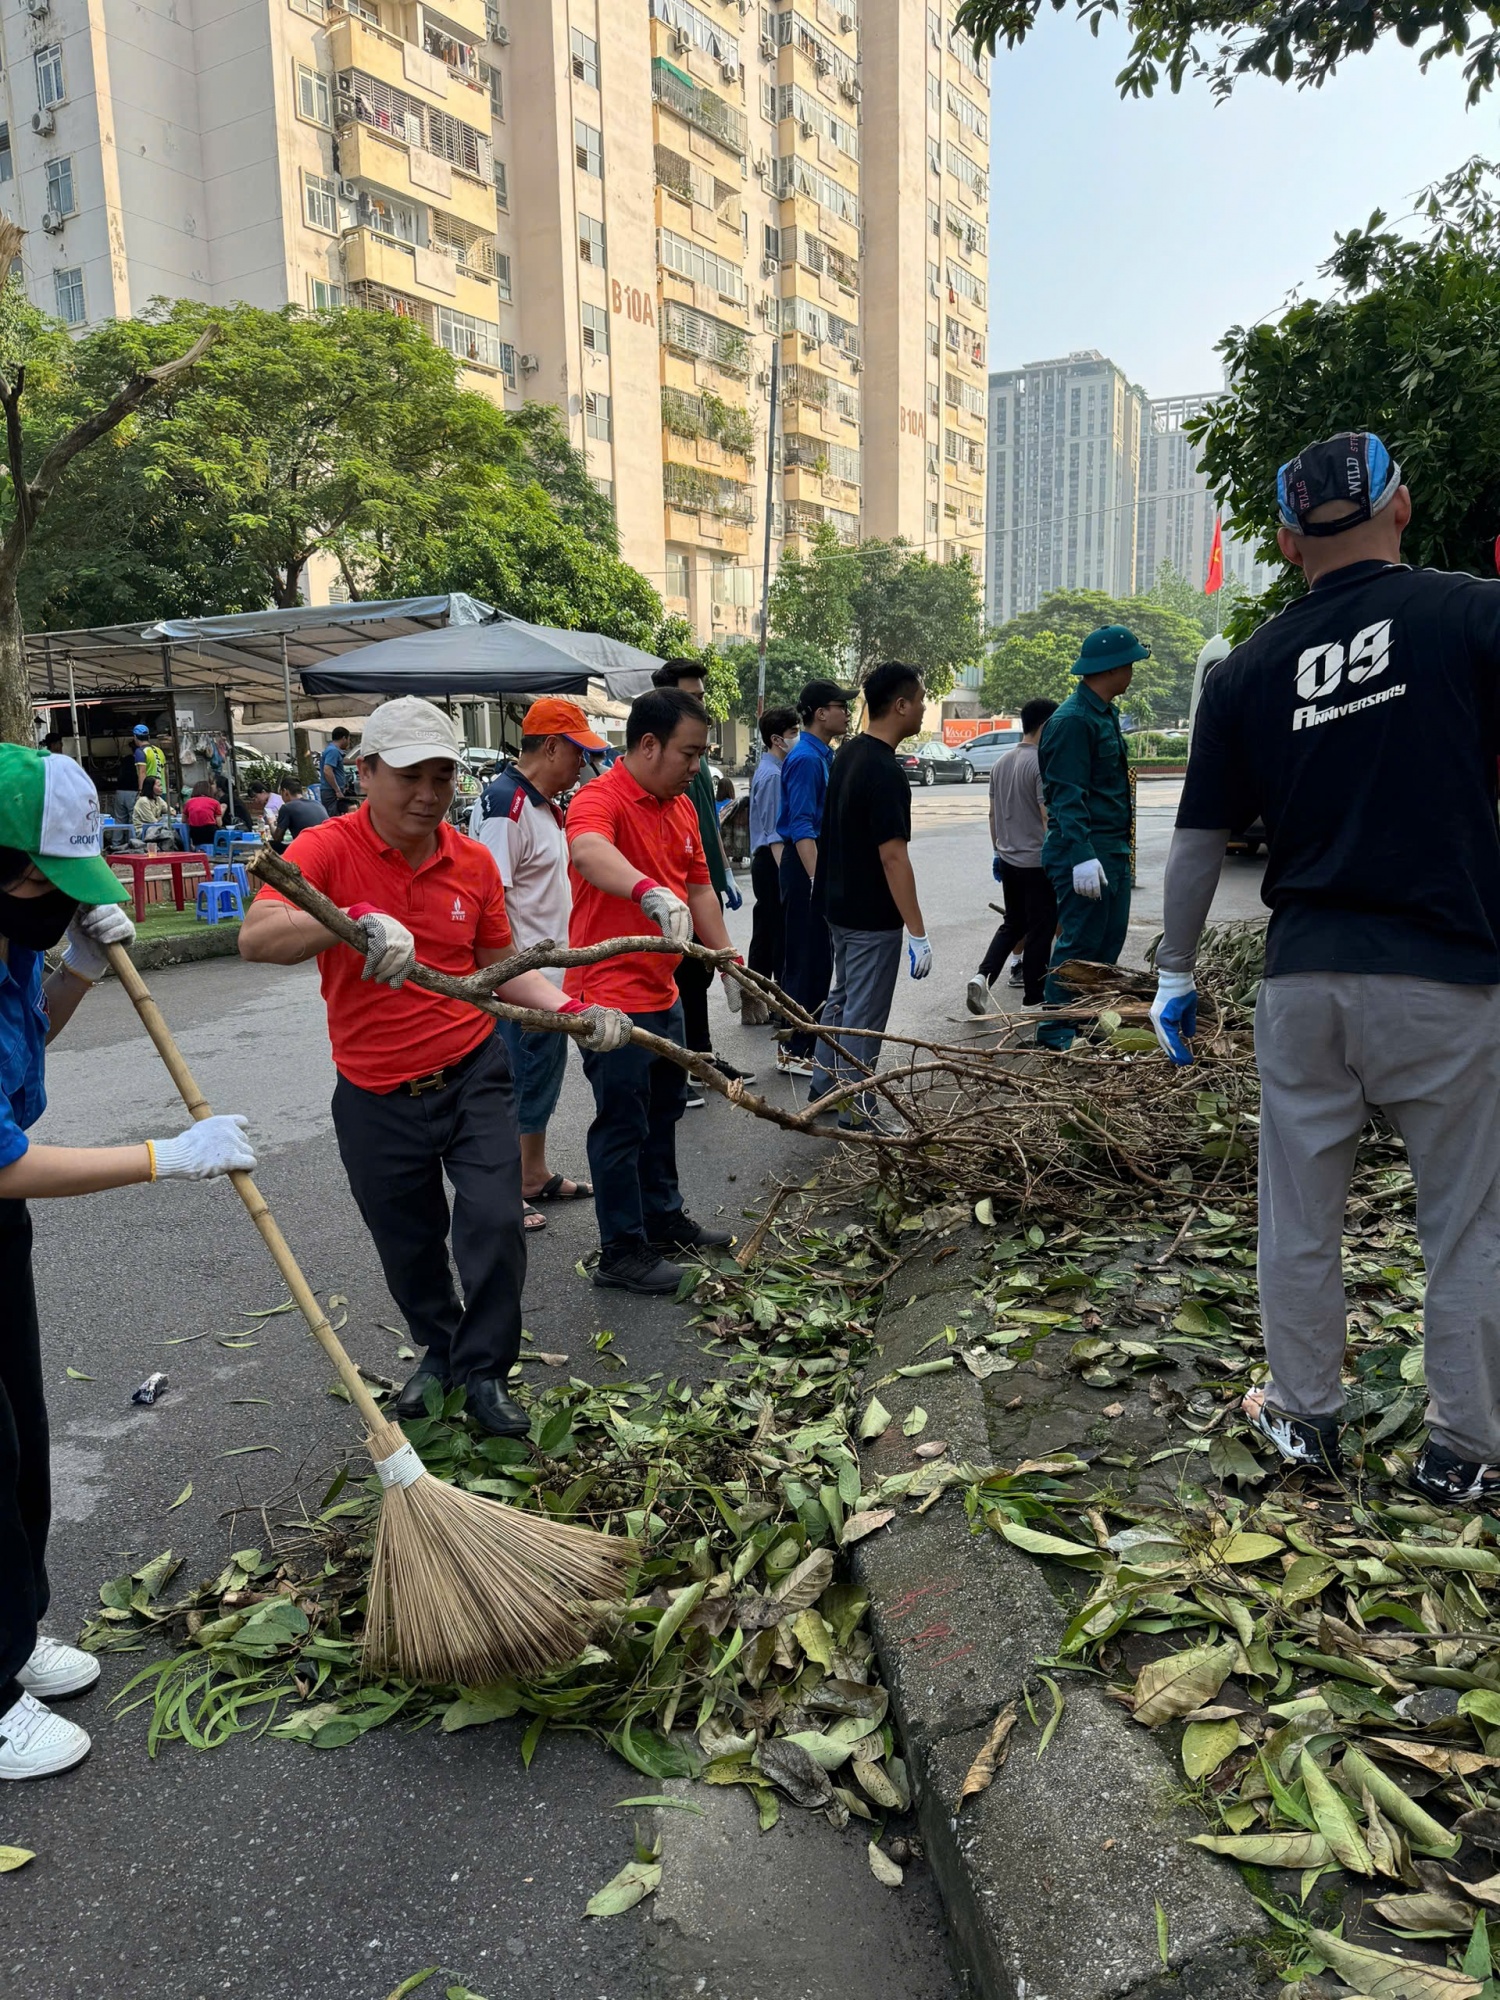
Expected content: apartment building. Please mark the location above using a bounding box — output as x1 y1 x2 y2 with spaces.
1136 393 1273 601
986 351 1148 626
0 0 988 643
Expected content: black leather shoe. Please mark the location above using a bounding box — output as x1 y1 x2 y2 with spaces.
593 1248 687 1295
393 1354 448 1421
647 1211 734 1254
465 1376 531 1438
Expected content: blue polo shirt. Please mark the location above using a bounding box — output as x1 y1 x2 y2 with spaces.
776 731 834 845
0 949 49 1168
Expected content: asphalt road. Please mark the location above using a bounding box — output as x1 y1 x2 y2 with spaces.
9 784 1263 2000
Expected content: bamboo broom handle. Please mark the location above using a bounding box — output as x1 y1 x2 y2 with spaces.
105 942 389 1435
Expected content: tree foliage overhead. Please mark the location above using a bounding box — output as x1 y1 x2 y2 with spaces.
956 0 1500 102
1187 157 1500 636
983 587 1204 721
767 523 986 698
716 636 838 720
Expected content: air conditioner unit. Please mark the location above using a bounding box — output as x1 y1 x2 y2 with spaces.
519 351 539 372
711 602 725 620
850 356 861 372
720 59 738 82
798 119 813 138
755 367 770 386
334 92 355 119
760 256 778 276
337 70 353 90
814 53 831 73
30 108 55 136
337 178 358 200
754 150 769 173
838 11 853 29
40 208 63 234
801 332 816 351
672 29 690 52
759 34 774 57
839 78 856 100
26 0 48 19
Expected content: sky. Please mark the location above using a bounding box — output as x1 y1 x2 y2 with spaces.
986 17 1490 395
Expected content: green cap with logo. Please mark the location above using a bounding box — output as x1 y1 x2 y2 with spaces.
1072 624 1152 676
0 744 129 902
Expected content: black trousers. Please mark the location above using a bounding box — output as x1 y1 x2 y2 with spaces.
0 1202 47 1713
332 1031 526 1388
979 862 1058 1005
748 845 785 987
674 937 713 1055
779 847 832 1059
581 1002 688 1258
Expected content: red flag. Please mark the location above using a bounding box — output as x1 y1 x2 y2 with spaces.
1204 517 1224 595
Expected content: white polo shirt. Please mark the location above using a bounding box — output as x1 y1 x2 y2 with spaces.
476 769 570 984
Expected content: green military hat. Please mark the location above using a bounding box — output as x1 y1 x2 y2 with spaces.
1072 625 1151 675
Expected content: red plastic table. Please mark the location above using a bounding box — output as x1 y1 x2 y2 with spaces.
108 852 213 923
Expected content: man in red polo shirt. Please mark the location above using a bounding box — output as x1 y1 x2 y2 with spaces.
567 686 737 1294
239 697 630 1435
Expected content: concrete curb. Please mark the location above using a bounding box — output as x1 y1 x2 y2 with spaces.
852 1240 1271 2000
118 926 243 973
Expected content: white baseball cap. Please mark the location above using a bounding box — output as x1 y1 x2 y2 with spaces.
357 697 463 769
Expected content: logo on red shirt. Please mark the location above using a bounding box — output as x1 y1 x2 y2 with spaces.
450 896 467 921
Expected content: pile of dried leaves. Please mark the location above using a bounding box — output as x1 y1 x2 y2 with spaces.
83 1223 927 1850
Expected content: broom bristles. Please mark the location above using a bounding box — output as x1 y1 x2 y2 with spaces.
361 1419 637 1686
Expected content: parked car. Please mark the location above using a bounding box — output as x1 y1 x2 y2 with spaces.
899 741 977 787
958 728 1023 775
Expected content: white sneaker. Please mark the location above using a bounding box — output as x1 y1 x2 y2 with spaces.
776 1049 813 1077
18 1635 101 1700
0 1691 91 1779
965 974 993 1017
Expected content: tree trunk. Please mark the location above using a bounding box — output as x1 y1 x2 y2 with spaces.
0 581 30 746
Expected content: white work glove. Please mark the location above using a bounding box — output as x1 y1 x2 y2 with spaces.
638 885 692 950
150 1114 257 1181
352 909 416 988
1149 971 1198 1067
722 956 745 1012
1072 857 1109 901
61 902 136 983
574 1005 632 1053
907 934 932 979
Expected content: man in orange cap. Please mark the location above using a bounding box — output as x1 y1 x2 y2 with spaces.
473 697 610 1218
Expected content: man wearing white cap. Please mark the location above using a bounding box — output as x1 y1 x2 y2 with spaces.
240 697 631 1439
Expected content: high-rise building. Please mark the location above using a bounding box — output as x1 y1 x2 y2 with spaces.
986 351 1149 625
1136 393 1273 601
0 0 988 642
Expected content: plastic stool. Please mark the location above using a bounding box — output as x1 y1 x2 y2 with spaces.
210 828 237 860
212 862 251 900
196 880 244 924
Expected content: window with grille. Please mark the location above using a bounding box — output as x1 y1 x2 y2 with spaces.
591 474 614 503
308 276 345 309
297 66 331 126
585 390 611 441
579 214 606 267
45 156 74 216
658 228 746 304
570 27 599 87
494 160 508 208
53 266 84 325
437 304 504 370
35 46 65 108
346 72 426 146
428 106 488 179
304 171 339 233
496 252 512 301
926 321 939 358
483 61 502 115
581 302 608 353
574 119 602 176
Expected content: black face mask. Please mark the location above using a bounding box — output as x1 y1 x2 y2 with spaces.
0 885 77 951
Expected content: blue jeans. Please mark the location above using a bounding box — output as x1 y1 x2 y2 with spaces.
498 1016 569 1135
580 1002 687 1259
1036 854 1132 1051
811 924 904 1112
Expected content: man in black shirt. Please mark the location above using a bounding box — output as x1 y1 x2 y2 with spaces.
271 778 328 852
810 662 932 1128
1150 430 1500 1506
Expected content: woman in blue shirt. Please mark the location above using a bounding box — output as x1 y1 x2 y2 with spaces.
0 745 256 1783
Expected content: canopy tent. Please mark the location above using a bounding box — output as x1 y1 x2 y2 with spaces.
296 617 661 702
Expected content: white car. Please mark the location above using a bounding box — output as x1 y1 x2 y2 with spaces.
959 727 1024 775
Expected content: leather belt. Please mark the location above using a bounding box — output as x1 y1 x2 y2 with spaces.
393 1031 492 1097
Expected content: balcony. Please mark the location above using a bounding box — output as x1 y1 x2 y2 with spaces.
663 461 755 524
342 227 497 318
660 298 751 377
335 119 496 232
650 59 747 156
331 14 451 109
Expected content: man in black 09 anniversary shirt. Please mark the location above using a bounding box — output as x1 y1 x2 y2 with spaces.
1149 431 1500 1506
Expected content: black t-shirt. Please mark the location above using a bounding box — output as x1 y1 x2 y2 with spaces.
1179 560 1500 983
820 733 912 931
273 797 329 851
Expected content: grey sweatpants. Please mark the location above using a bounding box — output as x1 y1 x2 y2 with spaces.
811 923 904 1110
1257 973 1500 1462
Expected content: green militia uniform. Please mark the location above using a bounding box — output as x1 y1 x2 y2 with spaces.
1036 682 1132 1051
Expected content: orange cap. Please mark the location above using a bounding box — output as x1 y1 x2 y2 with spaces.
521 696 609 752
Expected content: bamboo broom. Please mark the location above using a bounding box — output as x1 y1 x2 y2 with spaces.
104 942 636 1687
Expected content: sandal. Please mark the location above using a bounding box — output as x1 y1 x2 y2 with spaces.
1242 1384 1342 1474
523 1202 547 1233
1405 1438 1500 1508
528 1174 593 1203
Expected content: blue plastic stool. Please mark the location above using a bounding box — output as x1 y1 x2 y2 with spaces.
212 862 251 900
210 828 237 860
196 880 244 924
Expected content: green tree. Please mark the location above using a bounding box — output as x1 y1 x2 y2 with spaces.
767 521 857 659
982 588 1204 721
848 542 986 698
1188 158 1500 637
716 636 837 720
955 0 1500 103
505 401 620 551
